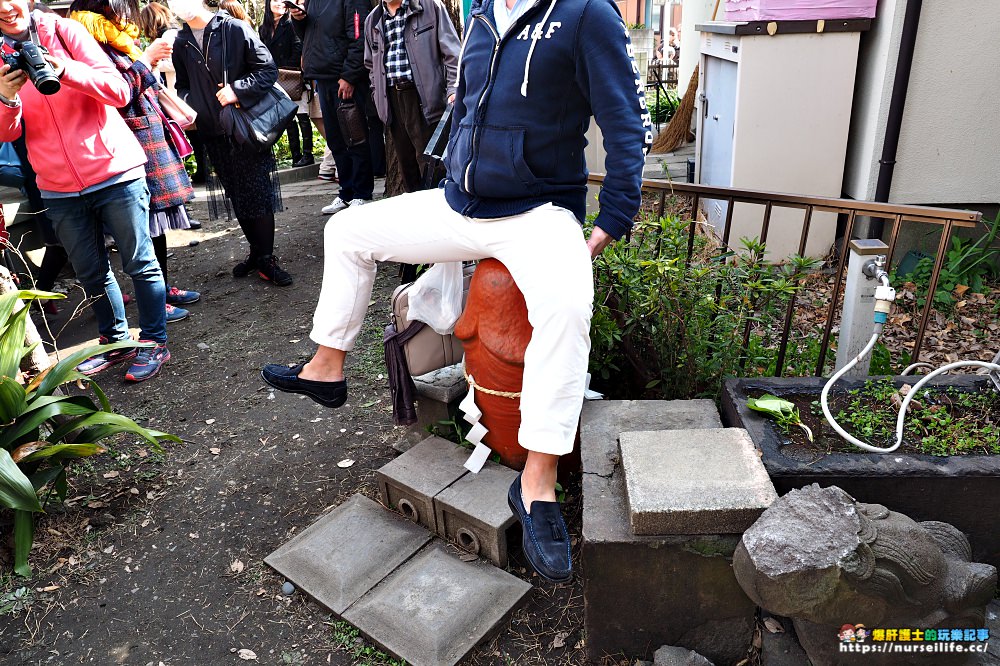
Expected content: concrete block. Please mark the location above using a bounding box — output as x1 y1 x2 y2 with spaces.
343 541 531 666
580 400 754 666
413 363 467 403
433 461 518 567
377 436 470 532
396 365 469 453
264 495 431 614
620 428 778 535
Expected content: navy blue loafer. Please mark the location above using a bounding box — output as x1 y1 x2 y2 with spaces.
507 474 572 583
261 363 348 408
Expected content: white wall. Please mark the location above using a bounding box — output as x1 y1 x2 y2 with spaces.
679 0 716 88
843 0 1000 205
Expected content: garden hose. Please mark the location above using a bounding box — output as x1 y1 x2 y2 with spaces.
821 265 1000 453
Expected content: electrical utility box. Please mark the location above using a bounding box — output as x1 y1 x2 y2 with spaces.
694 19 868 260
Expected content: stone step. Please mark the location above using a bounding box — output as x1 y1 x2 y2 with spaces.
378 434 519 567
377 435 470 533
433 461 518 567
580 399 755 665
620 428 778 536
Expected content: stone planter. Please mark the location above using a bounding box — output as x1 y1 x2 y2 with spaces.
721 375 1000 571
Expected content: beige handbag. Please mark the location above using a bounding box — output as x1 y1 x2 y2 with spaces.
157 87 197 128
391 264 475 376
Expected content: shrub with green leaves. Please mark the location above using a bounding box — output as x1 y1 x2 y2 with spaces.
902 213 999 308
0 290 178 576
589 213 820 400
646 88 680 124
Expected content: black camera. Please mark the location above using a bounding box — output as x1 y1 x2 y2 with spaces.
3 41 60 96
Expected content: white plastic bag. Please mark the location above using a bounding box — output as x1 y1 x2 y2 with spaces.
406 262 464 335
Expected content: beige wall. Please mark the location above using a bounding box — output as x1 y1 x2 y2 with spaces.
843 0 1000 206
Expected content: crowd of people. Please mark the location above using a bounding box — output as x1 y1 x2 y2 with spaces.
0 0 649 582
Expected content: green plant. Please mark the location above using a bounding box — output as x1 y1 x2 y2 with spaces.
746 394 813 441
0 290 179 576
901 213 999 308
827 379 1000 456
0 585 31 615
626 22 646 29
330 621 405 666
589 214 820 400
646 88 680 124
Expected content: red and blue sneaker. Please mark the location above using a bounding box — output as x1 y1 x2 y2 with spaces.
166 286 201 305
124 341 170 383
76 336 139 376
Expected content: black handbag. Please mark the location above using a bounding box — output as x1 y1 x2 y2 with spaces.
216 25 296 151
336 99 368 147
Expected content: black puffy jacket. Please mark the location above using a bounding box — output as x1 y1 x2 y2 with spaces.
173 11 278 137
292 0 371 84
259 14 301 69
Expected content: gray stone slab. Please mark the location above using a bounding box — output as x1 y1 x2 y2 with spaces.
580 400 753 665
413 363 468 403
343 541 531 666
433 460 518 567
581 400 722 483
620 428 778 535
264 495 432 614
983 600 1000 665
377 436 470 532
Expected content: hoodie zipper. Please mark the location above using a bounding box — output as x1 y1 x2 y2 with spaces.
461 1 543 197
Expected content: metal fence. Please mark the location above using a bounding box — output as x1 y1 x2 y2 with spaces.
588 174 982 376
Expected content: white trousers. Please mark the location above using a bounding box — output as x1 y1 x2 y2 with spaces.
311 188 594 456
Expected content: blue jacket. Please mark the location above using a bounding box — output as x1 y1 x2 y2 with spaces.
443 0 652 239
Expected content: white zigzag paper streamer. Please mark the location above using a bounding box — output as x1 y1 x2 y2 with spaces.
459 372 490 473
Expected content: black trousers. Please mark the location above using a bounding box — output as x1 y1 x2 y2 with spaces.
317 80 375 202
386 83 435 193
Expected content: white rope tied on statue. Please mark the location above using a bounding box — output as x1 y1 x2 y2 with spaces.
457 362 604 473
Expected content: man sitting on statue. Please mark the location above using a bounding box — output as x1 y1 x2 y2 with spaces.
261 0 651 583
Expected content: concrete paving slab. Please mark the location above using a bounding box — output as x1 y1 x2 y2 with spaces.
377 436 470 532
433 461 518 566
264 495 432 614
620 428 777 535
344 541 532 666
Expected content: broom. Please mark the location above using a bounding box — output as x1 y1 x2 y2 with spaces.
650 0 718 154
650 64 699 154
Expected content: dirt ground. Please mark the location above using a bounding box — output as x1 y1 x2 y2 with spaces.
0 177 590 666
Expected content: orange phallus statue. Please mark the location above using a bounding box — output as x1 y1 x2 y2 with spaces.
454 259 533 470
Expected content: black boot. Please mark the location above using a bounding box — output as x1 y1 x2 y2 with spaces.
256 255 293 287
287 123 302 167
294 115 314 167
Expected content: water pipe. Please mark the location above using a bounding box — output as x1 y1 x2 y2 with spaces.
821 257 1000 453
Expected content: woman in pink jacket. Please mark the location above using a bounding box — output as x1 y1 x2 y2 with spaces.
0 0 171 382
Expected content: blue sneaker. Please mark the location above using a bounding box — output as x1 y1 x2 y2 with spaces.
76 336 138 377
124 341 170 383
166 286 201 305
165 304 189 323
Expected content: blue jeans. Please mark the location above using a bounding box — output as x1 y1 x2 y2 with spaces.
318 80 375 202
44 178 167 344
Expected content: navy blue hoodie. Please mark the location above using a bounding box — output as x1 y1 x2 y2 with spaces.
443 0 652 240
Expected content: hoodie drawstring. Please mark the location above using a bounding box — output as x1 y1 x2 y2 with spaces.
520 0 556 97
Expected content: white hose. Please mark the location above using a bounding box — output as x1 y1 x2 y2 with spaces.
823 338 1000 453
